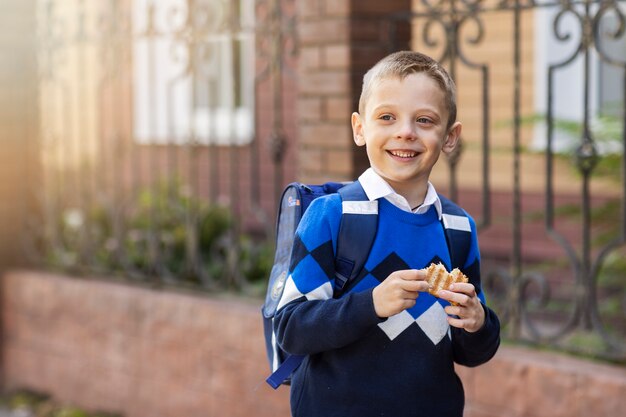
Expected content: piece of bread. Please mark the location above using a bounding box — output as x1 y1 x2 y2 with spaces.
423 262 468 298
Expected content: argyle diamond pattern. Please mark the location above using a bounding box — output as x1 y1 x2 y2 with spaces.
372 253 451 345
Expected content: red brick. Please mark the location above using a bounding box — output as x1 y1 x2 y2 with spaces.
299 46 322 71
351 0 411 14
296 0 322 19
4 271 626 417
299 123 353 147
298 70 351 95
323 0 350 16
324 96 353 121
299 19 350 45
323 44 350 69
577 371 626 417
466 352 529 415
0 271 292 417
299 146 324 172
299 96 324 121
323 147 354 177
300 169 351 184
525 364 580 416
464 405 513 417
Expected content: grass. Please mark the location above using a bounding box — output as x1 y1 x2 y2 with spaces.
0 390 123 417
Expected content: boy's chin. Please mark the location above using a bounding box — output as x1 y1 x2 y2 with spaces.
380 171 432 185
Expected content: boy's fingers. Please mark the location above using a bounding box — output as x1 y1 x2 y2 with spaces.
446 307 485 333
440 283 476 303
400 279 429 293
439 289 470 306
398 269 427 281
401 290 420 301
448 282 475 296
447 316 466 329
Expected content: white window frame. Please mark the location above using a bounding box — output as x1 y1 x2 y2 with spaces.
532 3 625 154
132 0 255 146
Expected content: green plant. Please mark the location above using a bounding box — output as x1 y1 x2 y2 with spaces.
5 389 49 410
0 389 124 417
500 113 623 182
44 178 274 292
52 407 90 417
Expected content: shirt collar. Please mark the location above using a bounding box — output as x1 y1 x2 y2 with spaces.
357 168 442 219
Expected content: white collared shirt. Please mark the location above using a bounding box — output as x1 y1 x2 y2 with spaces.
357 168 443 219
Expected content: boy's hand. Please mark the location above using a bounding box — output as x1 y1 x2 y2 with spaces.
372 269 430 318
438 284 485 332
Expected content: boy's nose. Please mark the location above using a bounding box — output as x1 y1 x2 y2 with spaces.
396 120 417 140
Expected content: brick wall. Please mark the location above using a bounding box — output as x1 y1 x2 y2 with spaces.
1 270 625 417
0 270 289 417
458 346 626 417
297 0 354 183
296 0 413 184
348 0 412 177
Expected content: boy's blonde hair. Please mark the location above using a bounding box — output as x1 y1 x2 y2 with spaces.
358 51 457 130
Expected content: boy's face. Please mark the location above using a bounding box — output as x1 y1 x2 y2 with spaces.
351 72 461 195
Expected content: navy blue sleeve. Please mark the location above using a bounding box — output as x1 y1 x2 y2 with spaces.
275 289 383 355
452 214 501 366
452 304 500 366
273 196 383 356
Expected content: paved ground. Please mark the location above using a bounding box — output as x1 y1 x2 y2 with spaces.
0 408 30 417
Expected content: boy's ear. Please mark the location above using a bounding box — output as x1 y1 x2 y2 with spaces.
351 112 365 146
442 121 462 154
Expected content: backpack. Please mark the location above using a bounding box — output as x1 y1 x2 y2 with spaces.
261 181 472 389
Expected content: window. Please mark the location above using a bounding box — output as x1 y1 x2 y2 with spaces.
597 12 626 118
532 3 625 154
133 0 255 146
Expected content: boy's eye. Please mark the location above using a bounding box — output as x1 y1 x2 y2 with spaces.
416 117 432 124
380 114 394 121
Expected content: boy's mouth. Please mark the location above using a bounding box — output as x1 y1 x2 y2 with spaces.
388 150 418 159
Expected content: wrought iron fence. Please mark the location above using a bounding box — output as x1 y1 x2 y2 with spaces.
24 0 626 360
385 0 626 361
27 0 297 291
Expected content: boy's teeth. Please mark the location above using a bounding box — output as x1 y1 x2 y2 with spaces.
390 150 417 158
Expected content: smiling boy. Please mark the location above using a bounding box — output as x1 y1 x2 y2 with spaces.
274 51 500 417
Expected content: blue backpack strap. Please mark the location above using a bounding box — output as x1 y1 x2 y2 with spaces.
439 195 486 304
438 194 472 270
334 181 378 297
266 353 305 389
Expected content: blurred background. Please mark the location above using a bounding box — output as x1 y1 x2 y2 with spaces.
0 0 625 416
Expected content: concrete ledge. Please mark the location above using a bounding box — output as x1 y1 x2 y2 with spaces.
1 270 625 417
458 344 626 417
0 270 289 417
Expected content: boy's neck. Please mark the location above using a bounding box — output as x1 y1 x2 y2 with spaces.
390 180 429 210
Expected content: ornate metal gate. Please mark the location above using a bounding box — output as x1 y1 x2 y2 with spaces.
24 0 626 360
28 0 297 289
386 0 626 360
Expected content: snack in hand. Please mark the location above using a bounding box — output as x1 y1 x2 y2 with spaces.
422 262 468 299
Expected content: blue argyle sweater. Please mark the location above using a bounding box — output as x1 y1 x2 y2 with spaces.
274 194 500 417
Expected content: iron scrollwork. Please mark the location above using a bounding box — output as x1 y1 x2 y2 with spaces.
391 0 626 359
29 0 626 360
541 0 626 358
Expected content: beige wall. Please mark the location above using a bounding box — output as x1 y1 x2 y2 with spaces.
411 1 535 147
410 1 537 193
38 0 111 170
0 0 40 268
409 3 619 197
